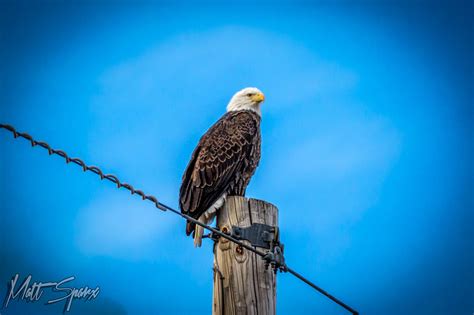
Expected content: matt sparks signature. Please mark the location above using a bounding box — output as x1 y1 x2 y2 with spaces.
2 274 100 313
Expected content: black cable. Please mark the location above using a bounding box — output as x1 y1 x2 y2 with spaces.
0 123 358 315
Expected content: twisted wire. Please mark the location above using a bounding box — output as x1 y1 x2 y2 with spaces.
0 123 358 315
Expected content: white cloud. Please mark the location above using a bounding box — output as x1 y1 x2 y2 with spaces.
75 192 173 260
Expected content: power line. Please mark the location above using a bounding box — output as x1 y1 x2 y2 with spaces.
0 123 359 315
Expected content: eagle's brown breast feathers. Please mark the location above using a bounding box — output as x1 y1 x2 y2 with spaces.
179 110 261 235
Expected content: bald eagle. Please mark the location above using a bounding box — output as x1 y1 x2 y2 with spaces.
179 87 264 247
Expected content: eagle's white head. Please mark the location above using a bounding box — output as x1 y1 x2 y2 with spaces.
226 87 265 116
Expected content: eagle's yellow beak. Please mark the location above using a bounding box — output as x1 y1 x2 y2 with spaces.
251 92 265 103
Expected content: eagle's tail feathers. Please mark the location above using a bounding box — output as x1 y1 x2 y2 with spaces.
193 194 227 248
193 217 206 247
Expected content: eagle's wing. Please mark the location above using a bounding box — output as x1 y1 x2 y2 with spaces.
179 111 259 235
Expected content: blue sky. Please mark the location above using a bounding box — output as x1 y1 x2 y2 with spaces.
0 1 472 315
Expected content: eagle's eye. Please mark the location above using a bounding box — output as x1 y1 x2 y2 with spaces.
246 93 253 97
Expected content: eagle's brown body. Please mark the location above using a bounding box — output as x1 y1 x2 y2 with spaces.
179 109 261 236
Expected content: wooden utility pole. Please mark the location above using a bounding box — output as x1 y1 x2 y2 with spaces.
212 196 278 315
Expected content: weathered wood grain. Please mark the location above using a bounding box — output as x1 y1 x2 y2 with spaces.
213 196 278 315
